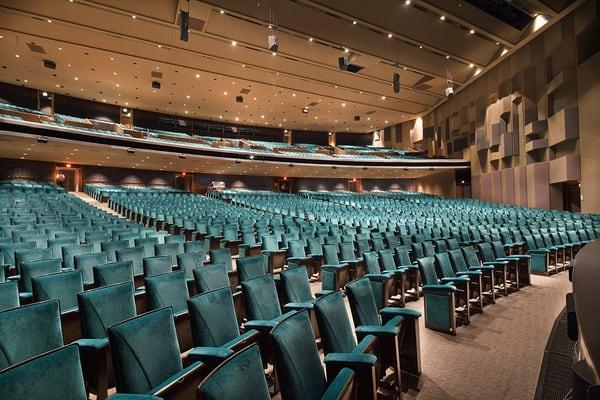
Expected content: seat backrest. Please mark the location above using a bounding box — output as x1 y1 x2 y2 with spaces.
411 243 424 259
108 307 183 394
177 252 204 281
241 274 281 321
93 260 134 287
435 240 448 253
322 244 340 265
197 344 270 400
307 237 323 255
116 246 145 276
345 278 381 327
339 242 356 261
261 235 279 251
134 237 158 258
313 291 357 354
0 300 63 370
448 249 468 272
143 255 173 278
371 238 385 251
271 311 328 400
0 241 36 267
183 240 205 256
491 241 508 258
237 255 267 283
280 266 313 303
363 251 381 275
394 246 412 266
74 252 108 285
62 243 94 270
100 239 129 262
434 252 455 279
188 287 240 347
462 246 481 267
32 270 84 313
193 262 230 293
422 241 436 257
417 257 439 285
0 344 88 400
145 271 189 315
288 239 307 258
164 235 185 254
0 281 18 312
154 243 180 267
477 242 495 262
78 282 136 339
20 258 62 293
209 248 233 272
47 237 79 261
377 249 396 270
14 247 53 274
446 238 460 250
356 239 371 257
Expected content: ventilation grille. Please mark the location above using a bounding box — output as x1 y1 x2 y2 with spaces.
151 71 163 79
240 88 251 94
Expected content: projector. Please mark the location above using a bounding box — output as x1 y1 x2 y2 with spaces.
445 86 454 98
268 34 278 52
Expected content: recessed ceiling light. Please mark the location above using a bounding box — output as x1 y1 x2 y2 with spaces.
352 20 357 25
224 91 228 95
381 96 386 100
186 95 190 99
220 10 225 14
272 51 276 56
419 45 423 49
387 33 393 38
231 40 237 46
157 44 162 48
268 24 272 29
501 48 508 56
469 29 475 34
344 48 349 53
384 120 388 123
474 68 482 76
405 0 411 5
445 55 450 59
55 84 59 87
341 103 346 107
24 79 28 83
74 77 78 80
495 42 500 45
110 57 114 61
184 110 188 114
0 35 3 39
235 117 239 121
47 19 52 23
292 93 296 97
131 15 136 19
309 37 313 42
116 83 120 87
15 54 20 58
440 15 446 21
469 63 474 68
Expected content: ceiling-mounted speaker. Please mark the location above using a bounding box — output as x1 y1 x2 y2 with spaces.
268 34 279 52
354 116 360 121
393 72 400 93
236 96 244 103
152 81 161 89
43 60 56 70
445 86 454 98
180 10 189 42
338 56 349 71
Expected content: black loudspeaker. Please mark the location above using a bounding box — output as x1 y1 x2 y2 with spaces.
152 81 161 89
338 56 349 71
180 10 189 42
393 72 400 93
236 96 244 103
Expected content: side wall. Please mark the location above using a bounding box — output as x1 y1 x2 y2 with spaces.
415 170 457 198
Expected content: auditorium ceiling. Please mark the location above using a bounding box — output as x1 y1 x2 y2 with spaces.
0 0 576 133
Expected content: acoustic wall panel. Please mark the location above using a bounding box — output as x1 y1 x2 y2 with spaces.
526 162 550 209
502 168 515 204
490 170 502 203
515 166 528 207
549 154 580 184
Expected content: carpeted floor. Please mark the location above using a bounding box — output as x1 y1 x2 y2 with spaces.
76 192 573 400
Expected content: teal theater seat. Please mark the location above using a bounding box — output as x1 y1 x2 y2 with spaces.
321 244 350 291
143 256 173 278
108 307 207 399
0 281 19 312
75 251 108 286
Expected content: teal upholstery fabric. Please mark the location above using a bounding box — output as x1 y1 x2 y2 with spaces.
241 274 281 321
32 270 84 313
0 241 36 268
154 243 180 267
19 232 47 249
323 244 342 265
118 232 140 248
198 344 270 400
145 271 189 315
193 263 229 293
209 248 233 272
394 246 412 266
183 240 205 255
417 257 439 285
345 278 381 327
164 235 185 254
62 243 94 270
74 252 108 285
87 233 111 253
236 255 267 283
143 256 173 278
101 240 129 263
434 252 456 278
0 344 88 400
461 246 481 267
0 300 63 369
134 237 158 258
363 252 381 274
20 258 62 293
94 261 134 287
424 292 452 330
177 252 204 281
280 266 313 303
117 246 145 276
14 247 53 273
271 311 328 400
47 237 79 261
108 307 184 394
0 281 18 312
378 249 396 270
78 282 136 339
448 249 470 271
188 287 241 347
314 291 357 354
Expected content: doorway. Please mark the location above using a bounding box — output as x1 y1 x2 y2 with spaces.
563 182 581 212
175 174 193 192
55 166 82 192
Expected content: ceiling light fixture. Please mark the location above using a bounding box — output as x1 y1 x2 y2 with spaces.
440 15 446 21
469 63 474 68
387 33 393 38
309 37 313 42
469 29 475 34
405 0 411 4
231 40 237 46
132 15 136 19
